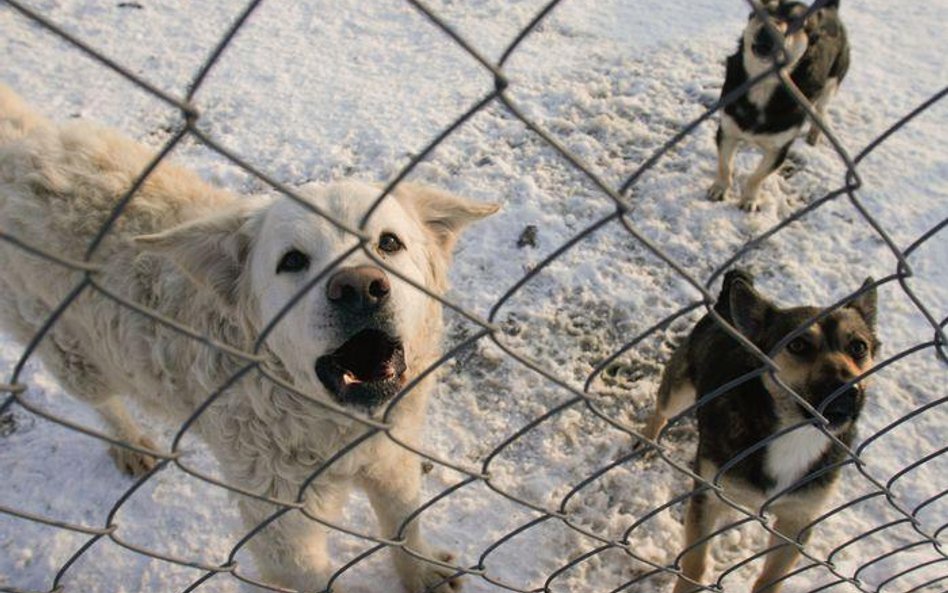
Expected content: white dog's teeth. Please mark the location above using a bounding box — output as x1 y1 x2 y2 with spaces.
342 371 362 386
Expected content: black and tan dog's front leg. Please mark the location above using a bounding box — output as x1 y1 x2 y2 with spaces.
361 448 461 593
751 506 814 593
672 487 727 593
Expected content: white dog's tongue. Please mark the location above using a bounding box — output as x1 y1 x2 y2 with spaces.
342 363 396 386
315 329 407 404
333 329 404 383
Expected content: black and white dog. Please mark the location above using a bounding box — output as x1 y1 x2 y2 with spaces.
708 0 850 211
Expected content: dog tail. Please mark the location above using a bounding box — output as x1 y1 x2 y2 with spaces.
714 269 755 322
0 85 50 145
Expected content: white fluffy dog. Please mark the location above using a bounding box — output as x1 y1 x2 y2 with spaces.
0 86 497 592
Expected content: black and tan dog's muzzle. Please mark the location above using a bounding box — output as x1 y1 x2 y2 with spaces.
817 382 863 426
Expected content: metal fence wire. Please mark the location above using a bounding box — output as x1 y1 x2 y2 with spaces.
0 0 946 592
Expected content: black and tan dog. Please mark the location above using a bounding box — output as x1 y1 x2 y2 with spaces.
643 270 877 593
708 0 850 211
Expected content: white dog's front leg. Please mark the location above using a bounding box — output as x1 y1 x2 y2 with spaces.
237 483 348 593
361 452 461 593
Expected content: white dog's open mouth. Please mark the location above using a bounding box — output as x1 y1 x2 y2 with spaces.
315 329 407 408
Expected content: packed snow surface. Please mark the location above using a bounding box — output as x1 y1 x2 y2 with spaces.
1 1 946 592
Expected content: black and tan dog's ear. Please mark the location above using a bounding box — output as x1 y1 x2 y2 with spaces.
715 268 756 321
728 277 775 341
846 277 877 329
722 268 755 291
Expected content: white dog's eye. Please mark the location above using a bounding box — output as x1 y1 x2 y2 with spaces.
378 232 404 254
276 249 310 274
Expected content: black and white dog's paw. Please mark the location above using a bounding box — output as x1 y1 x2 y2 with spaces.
806 126 822 146
739 194 763 212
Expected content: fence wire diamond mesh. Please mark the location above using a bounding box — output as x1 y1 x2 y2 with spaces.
0 1 945 593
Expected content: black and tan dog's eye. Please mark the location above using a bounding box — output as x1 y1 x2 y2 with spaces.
787 337 810 355
276 249 310 274
378 232 404 254
848 339 868 359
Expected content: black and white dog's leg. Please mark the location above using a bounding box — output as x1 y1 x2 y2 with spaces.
739 142 790 212
806 78 839 146
707 125 739 201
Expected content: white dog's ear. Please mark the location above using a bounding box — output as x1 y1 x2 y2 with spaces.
395 183 500 253
134 206 257 306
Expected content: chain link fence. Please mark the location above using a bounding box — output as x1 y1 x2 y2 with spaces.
1 0 945 592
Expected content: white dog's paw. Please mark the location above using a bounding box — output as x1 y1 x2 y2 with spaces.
109 435 158 476
706 181 729 202
400 551 463 593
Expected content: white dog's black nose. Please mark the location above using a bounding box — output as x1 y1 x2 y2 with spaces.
327 265 390 311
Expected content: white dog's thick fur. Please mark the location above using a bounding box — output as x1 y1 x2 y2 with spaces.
0 86 497 592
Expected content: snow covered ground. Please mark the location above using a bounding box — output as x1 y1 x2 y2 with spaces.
1 1 945 592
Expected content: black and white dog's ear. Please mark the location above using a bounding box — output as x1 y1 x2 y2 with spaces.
394 183 500 255
135 205 259 306
728 277 775 341
846 277 877 329
749 0 779 17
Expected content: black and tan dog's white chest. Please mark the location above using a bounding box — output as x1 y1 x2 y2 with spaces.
708 0 850 211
